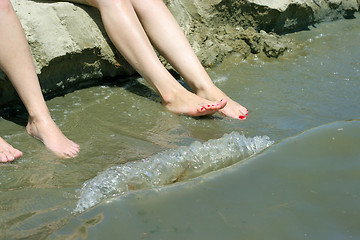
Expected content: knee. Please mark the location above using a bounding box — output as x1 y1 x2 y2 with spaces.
0 0 12 12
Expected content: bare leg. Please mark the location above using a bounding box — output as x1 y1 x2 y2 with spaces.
0 0 79 158
0 137 22 162
129 0 248 119
71 0 226 116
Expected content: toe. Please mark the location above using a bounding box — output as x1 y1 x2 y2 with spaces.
70 148 79 157
3 152 14 162
7 153 15 162
1 153 7 162
218 98 227 109
196 106 217 116
13 149 23 159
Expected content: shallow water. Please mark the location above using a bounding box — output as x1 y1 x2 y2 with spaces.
1 14 360 239
55 120 360 240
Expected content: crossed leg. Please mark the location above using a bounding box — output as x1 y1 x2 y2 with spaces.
129 0 248 119
68 0 239 117
0 0 80 159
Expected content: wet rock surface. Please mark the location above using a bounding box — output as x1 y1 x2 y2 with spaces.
0 0 358 107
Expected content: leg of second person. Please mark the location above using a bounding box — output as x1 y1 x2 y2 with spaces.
0 136 22 162
70 0 226 116
130 0 248 119
0 0 79 158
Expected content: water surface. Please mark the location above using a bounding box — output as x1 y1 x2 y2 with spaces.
55 120 360 240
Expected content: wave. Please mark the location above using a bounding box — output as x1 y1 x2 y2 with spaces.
74 132 273 213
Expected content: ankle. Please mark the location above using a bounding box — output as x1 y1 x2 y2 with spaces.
184 73 215 92
27 113 54 128
197 84 224 100
161 90 177 106
159 83 185 105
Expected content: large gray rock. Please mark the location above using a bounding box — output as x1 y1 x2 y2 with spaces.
1 0 133 107
0 0 358 108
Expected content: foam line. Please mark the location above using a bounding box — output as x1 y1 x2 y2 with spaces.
74 132 273 213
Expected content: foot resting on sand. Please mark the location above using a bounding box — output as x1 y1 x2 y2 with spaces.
0 137 23 163
26 116 80 158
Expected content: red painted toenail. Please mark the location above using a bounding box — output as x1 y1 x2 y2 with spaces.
207 105 210 107
239 116 246 119
201 107 205 111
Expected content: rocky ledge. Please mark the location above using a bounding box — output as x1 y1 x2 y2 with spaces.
0 0 358 107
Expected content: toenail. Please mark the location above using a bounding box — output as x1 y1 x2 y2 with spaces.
201 107 205 111
207 105 210 107
239 115 246 120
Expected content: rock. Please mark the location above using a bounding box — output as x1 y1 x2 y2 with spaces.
342 0 359 18
0 0 358 108
237 27 292 58
262 33 290 58
1 0 135 109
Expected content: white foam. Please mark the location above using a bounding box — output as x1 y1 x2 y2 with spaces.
74 132 273 213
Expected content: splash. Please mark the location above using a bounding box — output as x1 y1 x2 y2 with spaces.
74 132 273 213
